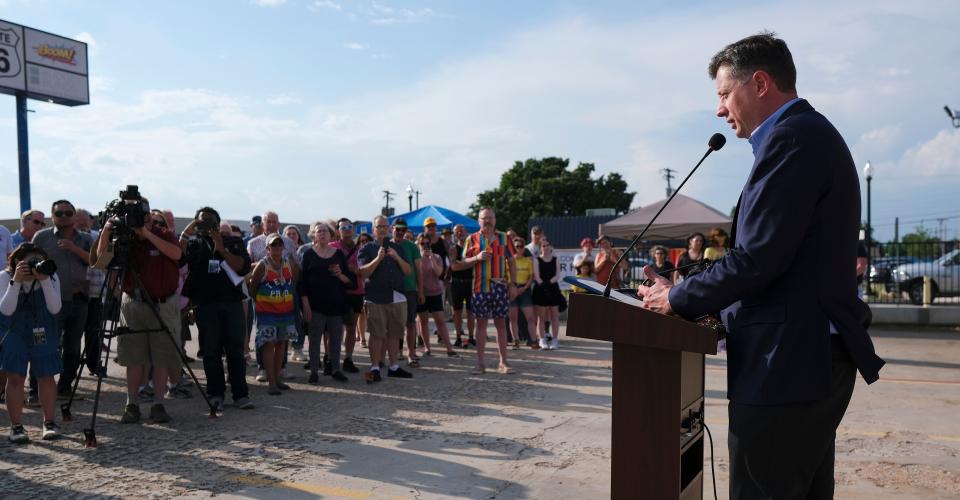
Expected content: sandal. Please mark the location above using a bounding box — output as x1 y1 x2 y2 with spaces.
498 365 513 374
407 360 421 368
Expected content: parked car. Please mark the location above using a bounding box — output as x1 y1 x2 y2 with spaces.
870 256 920 285
892 249 960 304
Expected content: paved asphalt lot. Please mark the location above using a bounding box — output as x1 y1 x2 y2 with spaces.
0 323 957 499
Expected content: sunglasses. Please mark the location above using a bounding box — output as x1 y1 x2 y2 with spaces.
54 210 74 217
339 224 354 231
394 227 407 232
30 219 45 226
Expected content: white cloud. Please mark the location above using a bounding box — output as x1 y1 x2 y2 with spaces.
309 0 342 11
267 94 302 105
251 0 286 6
898 129 960 177
370 7 435 25
343 42 368 50
74 32 99 55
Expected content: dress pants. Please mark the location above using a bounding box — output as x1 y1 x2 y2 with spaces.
728 336 856 499
197 301 249 401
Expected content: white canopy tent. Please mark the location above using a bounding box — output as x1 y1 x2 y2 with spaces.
599 194 732 241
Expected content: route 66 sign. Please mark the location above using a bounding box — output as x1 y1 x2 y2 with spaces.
0 21 25 92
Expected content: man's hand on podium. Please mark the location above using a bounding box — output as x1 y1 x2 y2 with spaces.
636 265 674 316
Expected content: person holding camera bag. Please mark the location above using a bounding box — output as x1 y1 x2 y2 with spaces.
0 243 63 443
91 209 183 424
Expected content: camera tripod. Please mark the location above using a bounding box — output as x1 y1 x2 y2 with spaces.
60 255 218 448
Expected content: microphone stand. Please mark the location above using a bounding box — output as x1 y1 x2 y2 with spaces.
603 134 726 297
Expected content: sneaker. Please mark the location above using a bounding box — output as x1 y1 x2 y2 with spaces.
308 372 319 385
342 358 359 373
209 396 224 413
267 385 282 396
139 383 154 399
26 392 39 407
9 425 28 444
167 384 193 400
255 370 267 382
407 359 420 368
276 381 291 390
149 404 171 423
235 397 255 409
453 337 463 347
41 421 60 440
551 337 559 350
539 338 549 350
387 367 413 379
365 369 382 384
331 371 348 382
120 403 141 424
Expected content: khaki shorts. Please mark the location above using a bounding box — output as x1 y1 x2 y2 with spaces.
117 294 183 369
365 302 405 339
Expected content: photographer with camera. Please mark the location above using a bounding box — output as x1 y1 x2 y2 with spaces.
1 243 63 443
91 204 183 424
180 207 254 412
32 200 93 399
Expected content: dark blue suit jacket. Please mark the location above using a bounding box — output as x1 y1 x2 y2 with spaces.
669 99 885 405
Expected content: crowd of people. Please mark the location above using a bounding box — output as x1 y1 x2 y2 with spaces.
0 200 589 444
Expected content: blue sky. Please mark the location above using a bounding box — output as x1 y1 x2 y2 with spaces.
0 0 958 241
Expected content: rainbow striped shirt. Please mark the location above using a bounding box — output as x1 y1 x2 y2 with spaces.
463 231 517 293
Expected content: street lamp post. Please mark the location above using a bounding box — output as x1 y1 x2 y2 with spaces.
864 161 873 297
406 184 414 212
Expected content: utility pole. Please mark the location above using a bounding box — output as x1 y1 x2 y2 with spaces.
382 190 395 217
660 168 676 197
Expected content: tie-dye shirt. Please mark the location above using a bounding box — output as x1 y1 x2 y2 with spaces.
462 231 517 293
254 258 297 344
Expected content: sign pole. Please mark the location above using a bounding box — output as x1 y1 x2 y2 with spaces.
16 93 30 213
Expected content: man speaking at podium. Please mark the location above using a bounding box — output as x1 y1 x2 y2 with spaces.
638 33 885 499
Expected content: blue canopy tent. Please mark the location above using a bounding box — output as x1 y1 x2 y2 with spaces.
356 205 480 235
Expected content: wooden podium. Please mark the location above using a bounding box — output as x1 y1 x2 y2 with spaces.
566 293 718 499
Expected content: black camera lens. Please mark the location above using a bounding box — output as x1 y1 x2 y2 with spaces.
31 259 58 276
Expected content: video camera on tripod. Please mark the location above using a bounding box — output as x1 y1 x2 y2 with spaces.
97 185 151 260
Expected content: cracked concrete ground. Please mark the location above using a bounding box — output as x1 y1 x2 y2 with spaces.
0 324 957 499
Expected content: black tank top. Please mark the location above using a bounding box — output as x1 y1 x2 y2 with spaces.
537 256 556 282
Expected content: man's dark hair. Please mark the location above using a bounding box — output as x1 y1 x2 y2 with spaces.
51 199 75 212
337 217 352 225
194 206 221 224
708 31 796 92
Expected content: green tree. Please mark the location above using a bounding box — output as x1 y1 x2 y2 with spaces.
468 157 635 236
895 225 942 259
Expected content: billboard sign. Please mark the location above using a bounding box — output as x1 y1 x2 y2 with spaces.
0 19 88 106
0 20 25 93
